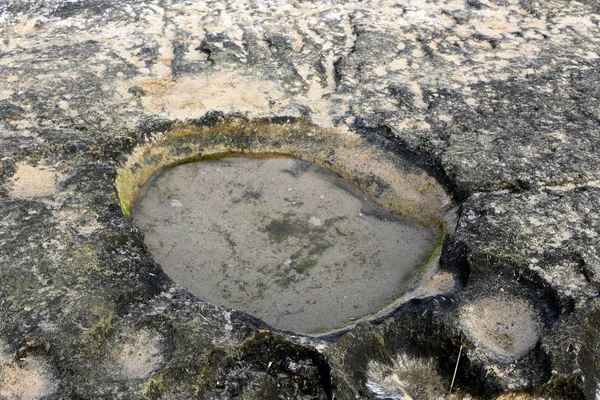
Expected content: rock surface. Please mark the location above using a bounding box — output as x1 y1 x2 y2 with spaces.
0 0 599 398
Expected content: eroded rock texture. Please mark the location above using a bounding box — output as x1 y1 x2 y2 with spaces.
1 0 599 398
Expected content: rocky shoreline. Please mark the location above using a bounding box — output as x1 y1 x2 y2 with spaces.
1 0 599 398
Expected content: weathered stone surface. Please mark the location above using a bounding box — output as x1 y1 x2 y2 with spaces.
1 0 599 398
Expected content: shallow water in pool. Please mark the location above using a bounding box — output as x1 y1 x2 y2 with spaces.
132 157 439 333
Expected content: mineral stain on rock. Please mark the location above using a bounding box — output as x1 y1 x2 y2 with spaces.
7 163 60 198
133 157 439 333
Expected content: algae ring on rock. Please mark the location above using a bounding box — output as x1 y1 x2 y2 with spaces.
116 118 456 334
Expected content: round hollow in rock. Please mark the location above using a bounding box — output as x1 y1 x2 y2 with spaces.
459 296 542 359
133 157 440 333
117 120 455 333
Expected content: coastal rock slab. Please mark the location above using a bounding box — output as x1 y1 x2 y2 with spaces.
0 0 599 398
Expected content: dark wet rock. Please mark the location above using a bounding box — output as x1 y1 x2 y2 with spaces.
446 188 600 309
193 332 331 400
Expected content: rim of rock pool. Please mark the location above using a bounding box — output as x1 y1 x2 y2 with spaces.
116 118 457 336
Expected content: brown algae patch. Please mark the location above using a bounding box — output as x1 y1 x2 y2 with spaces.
133 157 440 333
117 119 455 333
8 162 60 198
